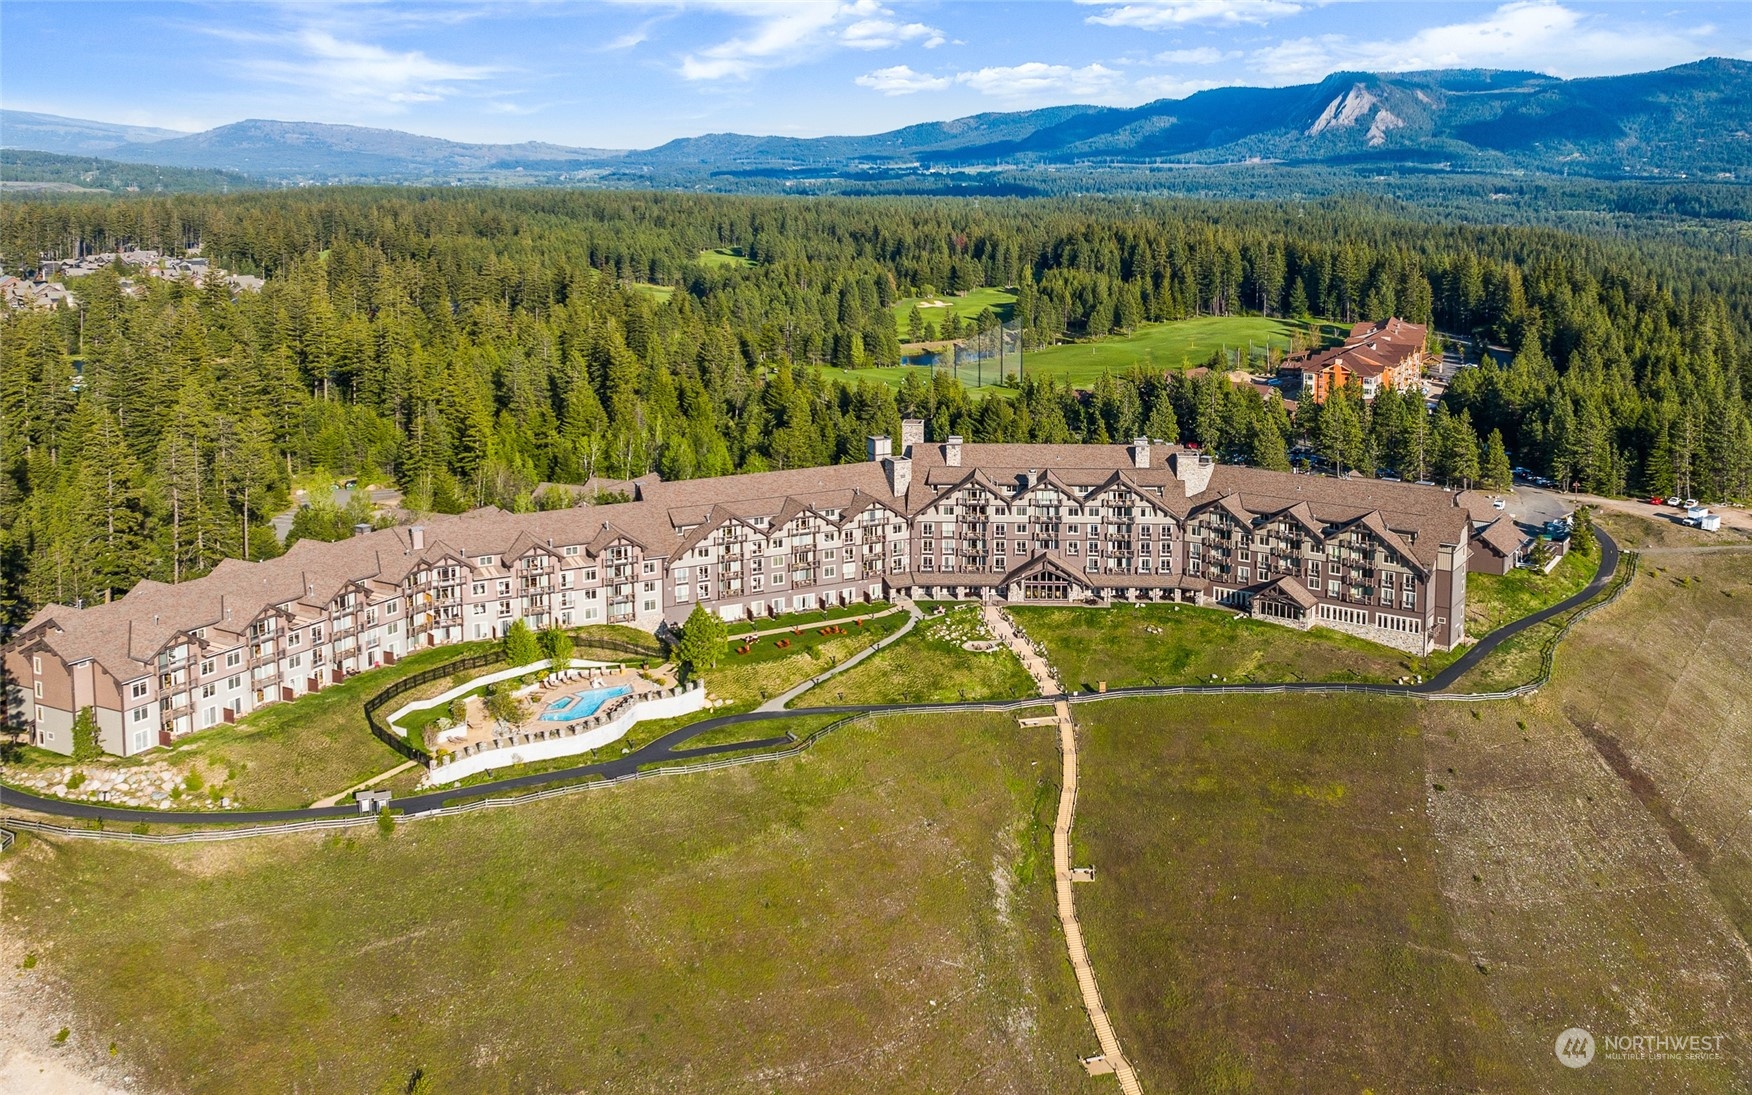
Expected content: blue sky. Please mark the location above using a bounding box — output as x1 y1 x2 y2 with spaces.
2 1 1746 149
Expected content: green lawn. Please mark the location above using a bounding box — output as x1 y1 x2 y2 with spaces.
698 246 755 269
1010 601 1423 691
889 286 1017 337
1465 539 1598 637
627 282 674 302
727 600 892 635
851 315 1309 397
1 713 1102 1095
703 612 909 708
1018 315 1300 387
792 603 1037 707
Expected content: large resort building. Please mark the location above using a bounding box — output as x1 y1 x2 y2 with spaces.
8 424 1507 758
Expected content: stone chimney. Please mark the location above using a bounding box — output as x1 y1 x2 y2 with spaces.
883 455 913 497
900 418 925 458
409 525 425 551
945 435 963 468
866 435 892 462
1170 449 1215 497
1130 437 1150 470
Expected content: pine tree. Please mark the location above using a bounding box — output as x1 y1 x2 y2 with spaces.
1482 428 1513 491
676 602 728 675
503 619 541 668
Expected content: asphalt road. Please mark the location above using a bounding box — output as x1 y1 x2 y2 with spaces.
1 529 1620 829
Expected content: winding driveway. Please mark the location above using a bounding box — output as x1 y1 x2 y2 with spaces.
1 531 1620 827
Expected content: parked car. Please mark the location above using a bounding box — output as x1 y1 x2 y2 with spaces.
1648 496 1665 505
1492 498 1507 509
1683 498 1699 509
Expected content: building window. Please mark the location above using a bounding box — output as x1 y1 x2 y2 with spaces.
226 651 241 668
132 680 149 699
131 705 150 723
32 656 41 675
228 675 241 690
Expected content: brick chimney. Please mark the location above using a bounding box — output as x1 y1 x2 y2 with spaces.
900 418 925 458
883 455 912 497
1170 450 1214 497
945 435 963 468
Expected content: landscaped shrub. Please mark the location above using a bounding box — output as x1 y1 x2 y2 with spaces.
504 619 541 667
70 707 102 763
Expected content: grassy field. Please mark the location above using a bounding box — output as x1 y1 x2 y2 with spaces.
854 315 1308 397
1072 693 1516 1091
1017 315 1301 386
698 246 755 269
703 612 909 708
1465 539 1599 636
727 600 892 635
1010 600 1425 691
1522 527 1752 940
889 286 1016 336
0 713 1104 1095
1071 683 1752 1090
792 603 1037 707
1063 526 1752 1090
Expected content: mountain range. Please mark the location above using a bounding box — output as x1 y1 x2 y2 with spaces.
3 59 1747 186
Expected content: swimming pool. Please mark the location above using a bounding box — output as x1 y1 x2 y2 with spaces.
538 684 633 722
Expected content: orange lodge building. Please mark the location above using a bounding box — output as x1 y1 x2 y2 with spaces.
1288 318 1429 404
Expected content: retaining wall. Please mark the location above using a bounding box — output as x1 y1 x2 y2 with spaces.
424 681 707 786
382 658 619 732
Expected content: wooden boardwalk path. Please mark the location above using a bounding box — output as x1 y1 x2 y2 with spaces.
982 605 1142 1094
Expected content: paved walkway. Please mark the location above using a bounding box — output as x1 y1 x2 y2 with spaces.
991 604 1142 1094
758 599 921 712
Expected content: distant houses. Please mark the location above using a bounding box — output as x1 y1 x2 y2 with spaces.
2 248 263 312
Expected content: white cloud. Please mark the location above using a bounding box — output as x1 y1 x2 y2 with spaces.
956 62 1126 101
1154 47 1240 65
1254 1 1722 81
856 65 953 95
1081 0 1303 29
620 1 945 80
217 26 498 108
842 18 944 50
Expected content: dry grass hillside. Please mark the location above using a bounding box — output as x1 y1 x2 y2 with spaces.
1070 517 1752 1090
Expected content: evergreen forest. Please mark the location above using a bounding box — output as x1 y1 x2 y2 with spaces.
3 189 1748 628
